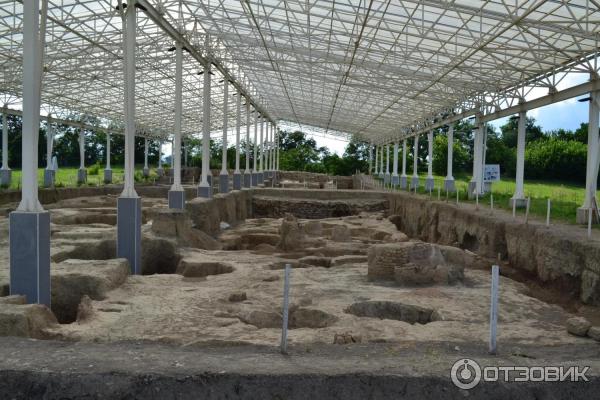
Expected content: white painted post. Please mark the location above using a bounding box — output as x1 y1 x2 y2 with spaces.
475 191 479 210
105 133 111 170
171 41 183 192
234 91 241 173
546 199 551 227
375 146 379 176
512 198 517 219
489 264 499 355
121 1 137 198
45 116 54 169
445 125 454 185
512 111 527 205
253 115 258 177
456 188 459 205
525 197 531 224
245 103 251 175
1 111 8 171
490 193 494 210
578 91 600 224
369 143 373 175
281 263 291 354
199 56 212 197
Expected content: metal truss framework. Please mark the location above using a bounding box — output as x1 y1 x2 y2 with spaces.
0 0 599 143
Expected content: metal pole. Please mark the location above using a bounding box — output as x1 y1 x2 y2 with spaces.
280 263 291 354
489 264 499 355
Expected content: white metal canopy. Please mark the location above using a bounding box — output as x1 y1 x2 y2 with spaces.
0 0 599 142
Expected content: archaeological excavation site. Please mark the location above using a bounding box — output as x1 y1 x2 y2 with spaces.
2 171 600 398
3 0 600 398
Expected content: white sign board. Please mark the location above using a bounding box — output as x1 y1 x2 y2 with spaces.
484 164 500 182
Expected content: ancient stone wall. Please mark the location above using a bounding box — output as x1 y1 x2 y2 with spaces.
252 196 387 219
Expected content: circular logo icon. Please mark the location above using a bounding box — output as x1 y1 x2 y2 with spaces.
451 358 482 390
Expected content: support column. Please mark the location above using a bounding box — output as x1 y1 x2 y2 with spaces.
378 146 384 178
400 139 408 189
156 140 164 176
444 125 455 192
384 144 391 184
510 112 527 208
43 116 55 187
265 123 271 179
117 1 141 275
198 58 212 198
374 144 379 175
392 141 399 186
104 133 112 184
10 0 50 305
77 129 87 184
219 81 230 194
425 130 435 191
258 116 264 185
469 116 484 197
251 114 259 186
233 90 242 190
369 143 373 176
244 104 252 188
276 126 280 172
577 90 600 223
143 137 149 177
0 111 10 187
168 41 185 209
411 135 420 189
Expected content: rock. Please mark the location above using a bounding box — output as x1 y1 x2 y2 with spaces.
587 326 600 341
239 310 282 328
0 295 26 305
368 242 464 285
290 308 338 329
0 304 58 339
331 225 351 242
76 295 95 323
331 255 368 266
177 260 234 278
277 214 305 251
243 233 280 248
566 317 591 337
298 256 331 268
151 209 222 250
220 221 231 230
228 292 247 302
262 275 280 282
51 258 130 323
303 221 323 236
333 332 362 344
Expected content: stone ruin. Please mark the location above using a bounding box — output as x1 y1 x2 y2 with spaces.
367 241 487 286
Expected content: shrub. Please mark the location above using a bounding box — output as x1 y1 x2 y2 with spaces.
88 162 101 176
524 138 587 183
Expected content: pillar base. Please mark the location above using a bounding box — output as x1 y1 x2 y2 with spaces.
251 172 258 187
0 168 11 187
10 211 51 305
219 172 229 194
168 190 185 210
444 178 455 192
157 168 164 177
233 172 242 190
425 177 435 191
400 175 407 189
391 175 399 186
198 185 212 198
104 169 112 184
577 207 599 224
384 173 391 184
258 172 264 185
410 176 420 190
143 168 150 177
117 196 141 275
243 172 252 188
43 169 55 187
77 168 87 184
378 172 384 179
509 197 527 209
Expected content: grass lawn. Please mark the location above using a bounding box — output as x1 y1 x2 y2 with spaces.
1 165 165 190
378 172 599 225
